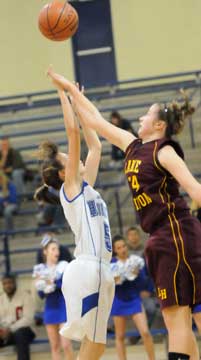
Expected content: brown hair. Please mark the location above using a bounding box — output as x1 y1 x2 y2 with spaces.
158 92 195 137
38 140 58 161
39 141 63 190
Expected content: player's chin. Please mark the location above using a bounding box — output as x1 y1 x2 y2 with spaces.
137 127 144 139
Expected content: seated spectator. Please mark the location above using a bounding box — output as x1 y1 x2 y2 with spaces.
33 237 74 360
0 137 25 197
0 273 35 360
126 226 144 256
110 111 135 163
0 171 18 231
36 233 73 263
35 185 66 230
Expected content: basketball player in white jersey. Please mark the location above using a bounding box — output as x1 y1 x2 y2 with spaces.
34 69 115 360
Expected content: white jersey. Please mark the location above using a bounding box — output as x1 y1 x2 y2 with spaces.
60 181 112 262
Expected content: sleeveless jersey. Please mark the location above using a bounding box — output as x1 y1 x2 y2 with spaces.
124 138 189 233
60 181 112 262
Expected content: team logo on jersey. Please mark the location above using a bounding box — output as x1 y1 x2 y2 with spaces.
157 287 167 300
104 222 112 252
87 200 107 218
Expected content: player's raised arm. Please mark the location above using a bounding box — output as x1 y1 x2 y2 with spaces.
47 66 136 152
47 67 82 199
71 88 102 187
57 90 80 188
158 145 201 205
79 121 102 187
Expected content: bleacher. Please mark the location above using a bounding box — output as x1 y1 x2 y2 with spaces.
0 70 201 356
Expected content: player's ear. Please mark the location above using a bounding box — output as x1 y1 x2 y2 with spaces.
154 119 166 131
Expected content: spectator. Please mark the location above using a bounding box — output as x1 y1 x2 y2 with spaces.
126 226 144 256
35 185 66 230
0 273 35 360
0 171 18 231
126 227 158 329
33 237 74 360
0 137 25 196
110 235 155 360
36 233 73 263
110 111 135 163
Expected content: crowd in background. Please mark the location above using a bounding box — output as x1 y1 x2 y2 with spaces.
1 111 201 359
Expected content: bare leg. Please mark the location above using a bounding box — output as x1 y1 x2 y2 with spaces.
59 324 75 360
193 313 201 335
113 316 127 360
77 336 105 360
46 324 61 360
162 305 199 359
132 309 155 360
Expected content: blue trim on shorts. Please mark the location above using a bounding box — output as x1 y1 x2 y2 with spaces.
62 182 88 203
81 292 99 317
93 258 102 341
192 304 201 314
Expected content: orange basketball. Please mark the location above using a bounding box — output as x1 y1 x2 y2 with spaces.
38 1 79 41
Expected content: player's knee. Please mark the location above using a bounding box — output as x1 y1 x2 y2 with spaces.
140 328 151 339
115 332 125 342
62 340 72 353
50 341 60 353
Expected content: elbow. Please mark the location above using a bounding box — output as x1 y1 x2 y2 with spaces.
68 126 80 135
94 141 102 153
189 184 201 206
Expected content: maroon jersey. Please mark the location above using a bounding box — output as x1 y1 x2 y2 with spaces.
124 137 201 308
124 138 189 234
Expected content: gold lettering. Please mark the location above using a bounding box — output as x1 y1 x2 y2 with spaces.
133 192 152 211
128 175 140 192
125 160 142 174
143 192 152 205
158 287 167 300
133 197 140 211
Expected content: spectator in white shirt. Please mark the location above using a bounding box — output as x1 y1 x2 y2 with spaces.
0 274 35 360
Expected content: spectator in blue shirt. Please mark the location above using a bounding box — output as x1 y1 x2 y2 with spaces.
0 171 18 231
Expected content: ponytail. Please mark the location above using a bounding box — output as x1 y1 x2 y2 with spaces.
158 90 195 137
34 184 60 205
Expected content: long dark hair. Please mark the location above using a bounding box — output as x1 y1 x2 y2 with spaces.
158 91 195 137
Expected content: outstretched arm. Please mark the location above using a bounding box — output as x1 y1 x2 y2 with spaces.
71 88 102 187
47 67 136 152
80 122 102 187
158 146 201 205
57 89 81 196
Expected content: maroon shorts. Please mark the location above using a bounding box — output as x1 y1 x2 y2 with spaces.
145 215 201 309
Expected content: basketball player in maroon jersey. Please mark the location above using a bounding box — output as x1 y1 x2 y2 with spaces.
47 67 201 360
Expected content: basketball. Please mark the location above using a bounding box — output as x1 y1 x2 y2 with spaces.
38 1 79 41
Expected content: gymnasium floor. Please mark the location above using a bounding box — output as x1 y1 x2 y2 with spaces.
0 343 166 360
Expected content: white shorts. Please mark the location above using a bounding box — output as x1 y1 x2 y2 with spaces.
60 254 115 344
